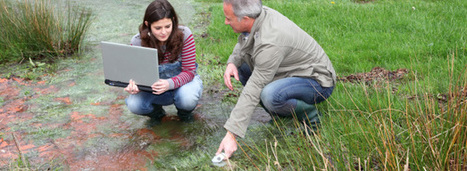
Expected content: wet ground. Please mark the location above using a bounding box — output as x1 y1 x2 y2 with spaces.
0 0 274 170
0 73 270 169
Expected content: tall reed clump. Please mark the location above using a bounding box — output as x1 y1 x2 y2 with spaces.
240 54 466 170
0 0 93 63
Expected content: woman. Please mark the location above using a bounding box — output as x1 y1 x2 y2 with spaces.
124 0 203 126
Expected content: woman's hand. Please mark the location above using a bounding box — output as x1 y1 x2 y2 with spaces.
151 79 169 95
124 79 140 94
216 131 238 159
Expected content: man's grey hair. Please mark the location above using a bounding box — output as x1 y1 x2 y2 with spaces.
224 0 262 21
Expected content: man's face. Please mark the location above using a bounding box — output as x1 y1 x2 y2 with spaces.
223 3 247 33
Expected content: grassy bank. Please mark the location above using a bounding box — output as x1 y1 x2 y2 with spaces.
195 0 466 170
0 0 93 79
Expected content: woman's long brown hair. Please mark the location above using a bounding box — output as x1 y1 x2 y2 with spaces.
139 0 184 63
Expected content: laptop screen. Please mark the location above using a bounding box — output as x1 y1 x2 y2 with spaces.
101 41 159 91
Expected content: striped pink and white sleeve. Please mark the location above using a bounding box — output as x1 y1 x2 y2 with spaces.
171 33 197 89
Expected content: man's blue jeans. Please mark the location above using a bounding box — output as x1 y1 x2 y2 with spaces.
125 61 203 115
238 63 333 117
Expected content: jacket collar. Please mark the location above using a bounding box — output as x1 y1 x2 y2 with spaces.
250 6 266 35
238 6 266 52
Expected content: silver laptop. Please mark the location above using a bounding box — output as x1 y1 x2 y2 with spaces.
101 41 159 92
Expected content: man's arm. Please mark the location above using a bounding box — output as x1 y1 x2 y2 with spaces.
224 44 285 138
226 43 243 67
218 44 284 160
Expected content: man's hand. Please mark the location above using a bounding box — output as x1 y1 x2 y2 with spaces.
224 63 239 91
151 79 169 95
124 79 140 94
216 131 238 159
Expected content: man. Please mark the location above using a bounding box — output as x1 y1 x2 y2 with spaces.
216 0 336 159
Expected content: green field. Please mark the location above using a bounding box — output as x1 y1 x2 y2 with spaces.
195 0 466 170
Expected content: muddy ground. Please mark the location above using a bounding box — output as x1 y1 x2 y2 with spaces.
0 0 271 170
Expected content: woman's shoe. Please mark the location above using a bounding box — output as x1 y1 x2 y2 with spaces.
145 105 166 127
176 108 194 123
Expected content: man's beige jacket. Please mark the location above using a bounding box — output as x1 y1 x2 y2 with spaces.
225 6 336 138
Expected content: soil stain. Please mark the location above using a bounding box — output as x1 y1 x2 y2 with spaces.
0 77 165 170
338 66 409 84
0 73 233 170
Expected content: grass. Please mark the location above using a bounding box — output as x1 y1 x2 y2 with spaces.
193 0 467 170
197 0 466 93
310 62 465 170
0 0 93 79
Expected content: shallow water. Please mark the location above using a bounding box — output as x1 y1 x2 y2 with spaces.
0 0 271 169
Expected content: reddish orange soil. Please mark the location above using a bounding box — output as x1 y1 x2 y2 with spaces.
0 77 166 170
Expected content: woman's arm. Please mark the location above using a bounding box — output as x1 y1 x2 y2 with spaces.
168 27 196 89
